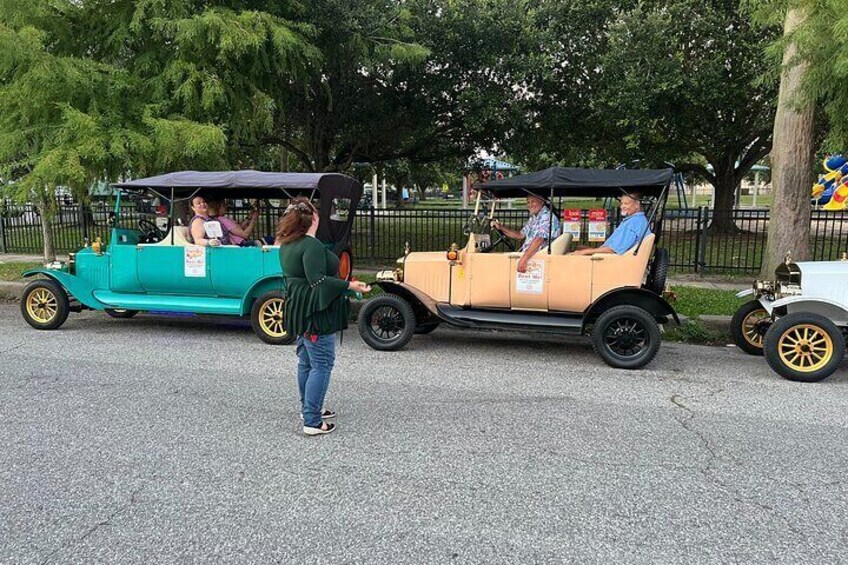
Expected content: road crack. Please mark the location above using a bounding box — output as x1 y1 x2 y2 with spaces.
39 486 144 565
669 391 821 558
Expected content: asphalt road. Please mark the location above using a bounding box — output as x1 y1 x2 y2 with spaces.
2 305 848 564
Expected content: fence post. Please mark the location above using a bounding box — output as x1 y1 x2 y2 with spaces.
79 203 89 241
697 205 709 275
369 205 376 265
0 203 6 254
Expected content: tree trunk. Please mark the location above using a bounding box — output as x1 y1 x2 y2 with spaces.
709 172 741 233
35 198 55 262
761 8 815 277
279 145 288 172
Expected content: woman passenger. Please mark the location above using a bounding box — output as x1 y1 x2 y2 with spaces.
278 197 370 436
209 199 260 246
188 196 226 247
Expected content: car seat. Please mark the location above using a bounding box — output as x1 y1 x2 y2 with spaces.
149 226 192 246
541 233 573 255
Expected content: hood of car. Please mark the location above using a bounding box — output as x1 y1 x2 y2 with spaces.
791 260 848 300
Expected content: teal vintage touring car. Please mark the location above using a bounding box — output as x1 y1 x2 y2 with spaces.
20 171 362 344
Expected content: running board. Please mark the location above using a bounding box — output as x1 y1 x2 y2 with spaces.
436 304 583 334
92 291 242 315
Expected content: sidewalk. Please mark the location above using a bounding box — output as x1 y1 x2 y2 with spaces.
668 277 745 291
0 253 51 263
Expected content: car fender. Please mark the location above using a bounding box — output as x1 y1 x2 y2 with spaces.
373 281 441 321
583 287 680 330
769 296 848 325
240 276 285 315
22 269 106 310
734 290 773 311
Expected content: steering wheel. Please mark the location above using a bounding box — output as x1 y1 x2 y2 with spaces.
138 218 166 243
462 212 493 236
489 225 516 252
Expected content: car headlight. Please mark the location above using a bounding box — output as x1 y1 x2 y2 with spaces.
776 283 803 298
753 279 777 296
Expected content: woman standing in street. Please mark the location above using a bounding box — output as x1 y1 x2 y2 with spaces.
278 198 371 436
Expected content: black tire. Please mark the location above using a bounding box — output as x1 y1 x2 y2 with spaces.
414 322 440 335
763 312 844 383
21 279 70 330
358 294 416 351
250 291 296 345
105 308 139 319
591 305 661 369
730 300 770 355
646 248 670 295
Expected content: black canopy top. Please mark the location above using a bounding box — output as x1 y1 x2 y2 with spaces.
113 170 363 201
476 166 674 198
114 170 362 248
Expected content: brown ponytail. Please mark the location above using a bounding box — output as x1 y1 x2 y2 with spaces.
276 197 317 245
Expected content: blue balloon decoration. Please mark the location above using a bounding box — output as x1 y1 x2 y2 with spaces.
825 154 847 171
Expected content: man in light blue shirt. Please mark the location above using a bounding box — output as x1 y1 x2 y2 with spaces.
571 191 651 256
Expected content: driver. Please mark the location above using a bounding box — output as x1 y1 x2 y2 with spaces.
492 195 561 273
571 191 650 255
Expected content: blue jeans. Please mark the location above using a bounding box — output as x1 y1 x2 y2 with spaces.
296 334 336 427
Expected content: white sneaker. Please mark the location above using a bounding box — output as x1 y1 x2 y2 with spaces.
303 422 336 436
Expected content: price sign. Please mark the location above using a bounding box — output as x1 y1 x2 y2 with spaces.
588 209 608 242
562 209 581 239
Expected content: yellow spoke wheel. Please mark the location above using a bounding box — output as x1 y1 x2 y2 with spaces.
731 300 770 355
250 291 296 345
26 288 59 324
777 324 833 373
259 297 287 338
741 309 769 348
20 280 70 330
764 312 845 383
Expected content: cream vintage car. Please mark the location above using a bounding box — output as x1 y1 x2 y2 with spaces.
734 257 848 382
357 167 679 369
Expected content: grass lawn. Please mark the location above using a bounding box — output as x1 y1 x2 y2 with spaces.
670 285 746 317
0 261 42 281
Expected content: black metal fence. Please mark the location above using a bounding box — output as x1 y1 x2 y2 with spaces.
4 199 848 275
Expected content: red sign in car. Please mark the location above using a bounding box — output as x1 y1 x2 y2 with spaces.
588 209 607 221
562 209 581 222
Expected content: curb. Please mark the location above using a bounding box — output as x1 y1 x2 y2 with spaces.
0 281 25 302
677 313 731 334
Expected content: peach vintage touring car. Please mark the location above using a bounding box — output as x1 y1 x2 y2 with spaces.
357 167 679 369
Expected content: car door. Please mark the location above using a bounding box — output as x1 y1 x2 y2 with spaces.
547 255 593 313
136 245 214 295
208 246 266 297
509 254 549 310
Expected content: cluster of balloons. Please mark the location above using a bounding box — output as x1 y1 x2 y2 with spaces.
812 154 848 210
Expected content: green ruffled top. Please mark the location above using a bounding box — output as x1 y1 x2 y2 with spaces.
280 236 350 336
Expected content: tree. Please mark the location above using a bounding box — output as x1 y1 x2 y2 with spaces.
0 0 314 259
749 0 848 273
511 0 780 233
757 5 815 275
267 0 538 172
